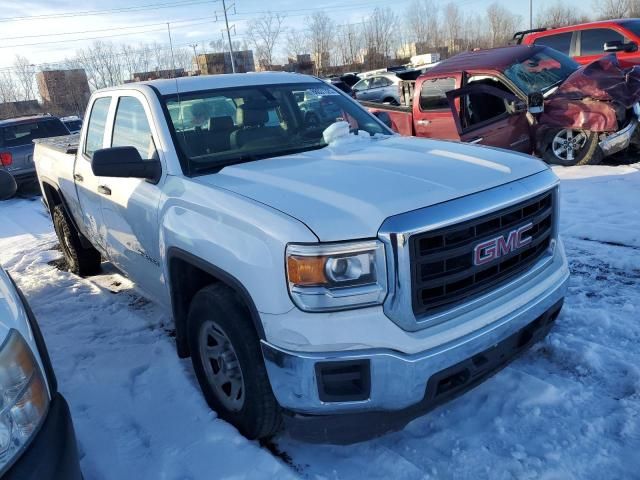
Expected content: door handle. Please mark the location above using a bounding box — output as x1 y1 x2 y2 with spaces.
97 185 112 196
73 173 84 183
469 137 483 144
417 120 431 126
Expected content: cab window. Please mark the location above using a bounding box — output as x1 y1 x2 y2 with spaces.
581 28 626 56
84 97 111 159
459 91 508 130
533 32 573 56
353 78 371 91
372 77 391 88
419 77 456 110
111 97 157 160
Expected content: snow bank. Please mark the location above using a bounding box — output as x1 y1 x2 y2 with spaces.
0 162 638 479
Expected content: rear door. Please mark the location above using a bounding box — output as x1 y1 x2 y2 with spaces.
412 75 460 140
74 96 113 254
368 76 393 102
99 92 164 301
532 32 575 59
446 84 532 153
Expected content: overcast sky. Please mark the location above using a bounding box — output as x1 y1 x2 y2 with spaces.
0 0 583 69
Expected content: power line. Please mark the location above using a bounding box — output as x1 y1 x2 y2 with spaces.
0 18 219 49
0 16 217 41
0 0 219 23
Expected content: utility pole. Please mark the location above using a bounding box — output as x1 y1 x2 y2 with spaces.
189 43 199 73
529 0 533 29
222 0 236 73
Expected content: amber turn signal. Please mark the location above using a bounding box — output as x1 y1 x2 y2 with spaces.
287 255 328 286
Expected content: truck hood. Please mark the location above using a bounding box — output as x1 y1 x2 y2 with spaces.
541 54 640 131
197 136 548 241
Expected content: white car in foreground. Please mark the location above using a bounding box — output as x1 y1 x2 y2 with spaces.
0 171 82 479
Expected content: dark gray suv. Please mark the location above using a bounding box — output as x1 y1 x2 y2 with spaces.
0 115 69 188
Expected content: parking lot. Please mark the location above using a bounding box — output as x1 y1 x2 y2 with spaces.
1 159 638 480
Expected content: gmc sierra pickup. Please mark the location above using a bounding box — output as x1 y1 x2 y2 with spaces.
34 72 569 443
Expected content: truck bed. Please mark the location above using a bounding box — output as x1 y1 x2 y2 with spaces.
33 134 80 155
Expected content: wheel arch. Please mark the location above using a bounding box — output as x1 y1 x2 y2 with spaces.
40 180 93 249
166 247 266 359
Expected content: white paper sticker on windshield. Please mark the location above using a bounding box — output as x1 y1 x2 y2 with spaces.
308 87 340 96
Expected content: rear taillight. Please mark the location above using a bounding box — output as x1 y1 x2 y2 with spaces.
0 152 12 167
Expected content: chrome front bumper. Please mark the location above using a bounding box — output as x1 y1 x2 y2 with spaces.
599 107 640 156
262 248 569 415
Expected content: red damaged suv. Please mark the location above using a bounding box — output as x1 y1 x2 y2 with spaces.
517 19 640 66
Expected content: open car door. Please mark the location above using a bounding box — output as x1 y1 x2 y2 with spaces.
446 84 533 153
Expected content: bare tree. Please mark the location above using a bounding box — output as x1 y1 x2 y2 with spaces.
486 2 521 48
0 72 20 104
593 0 629 18
405 0 439 51
247 12 285 69
13 56 37 101
443 2 463 56
285 28 310 60
335 24 363 68
363 7 399 68
307 11 335 75
535 1 587 28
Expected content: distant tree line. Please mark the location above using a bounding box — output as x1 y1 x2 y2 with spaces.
0 0 637 103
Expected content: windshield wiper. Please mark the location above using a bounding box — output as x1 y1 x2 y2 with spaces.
192 143 327 175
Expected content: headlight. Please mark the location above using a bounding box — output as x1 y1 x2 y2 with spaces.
286 240 387 312
0 330 49 474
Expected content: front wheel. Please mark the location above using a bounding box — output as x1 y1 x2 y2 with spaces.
187 284 282 440
542 129 602 166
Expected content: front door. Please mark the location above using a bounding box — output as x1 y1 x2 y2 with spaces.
98 93 165 301
73 96 112 255
446 84 532 153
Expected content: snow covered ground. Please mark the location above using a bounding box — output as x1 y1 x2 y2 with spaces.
0 163 639 479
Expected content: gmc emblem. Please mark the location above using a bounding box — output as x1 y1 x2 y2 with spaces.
473 223 533 266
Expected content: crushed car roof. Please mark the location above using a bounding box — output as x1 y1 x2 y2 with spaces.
424 45 547 76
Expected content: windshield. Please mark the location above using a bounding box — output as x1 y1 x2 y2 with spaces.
165 82 390 174
164 82 389 174
503 48 580 95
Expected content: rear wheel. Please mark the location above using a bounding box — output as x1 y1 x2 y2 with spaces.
542 129 602 166
52 205 101 276
383 97 399 106
187 284 282 440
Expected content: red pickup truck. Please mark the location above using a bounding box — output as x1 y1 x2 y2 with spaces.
366 45 640 166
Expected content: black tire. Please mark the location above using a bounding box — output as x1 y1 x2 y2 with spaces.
52 205 101 276
187 284 282 440
383 97 399 106
542 129 603 166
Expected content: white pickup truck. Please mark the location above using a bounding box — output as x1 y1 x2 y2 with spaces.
34 73 569 443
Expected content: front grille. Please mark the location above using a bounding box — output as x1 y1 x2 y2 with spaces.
410 191 554 316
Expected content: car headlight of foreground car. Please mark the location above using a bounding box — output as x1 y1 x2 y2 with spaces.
0 329 49 474
286 240 387 312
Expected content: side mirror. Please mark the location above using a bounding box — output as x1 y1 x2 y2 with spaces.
604 40 638 53
508 99 527 114
0 170 17 200
527 92 544 114
92 146 161 182
372 110 393 128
